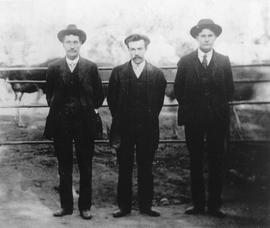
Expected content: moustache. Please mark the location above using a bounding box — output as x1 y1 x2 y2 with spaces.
133 56 142 60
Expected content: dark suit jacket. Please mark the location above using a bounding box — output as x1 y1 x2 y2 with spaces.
174 50 234 126
107 61 166 150
44 57 104 139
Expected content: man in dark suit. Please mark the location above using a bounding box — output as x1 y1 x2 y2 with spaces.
174 19 234 217
44 24 104 219
107 34 166 218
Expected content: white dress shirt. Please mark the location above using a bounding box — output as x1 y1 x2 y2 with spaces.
198 49 213 66
66 56 80 72
131 60 146 78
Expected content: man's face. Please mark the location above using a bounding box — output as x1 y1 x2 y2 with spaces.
63 34 82 60
196 28 216 52
127 39 147 64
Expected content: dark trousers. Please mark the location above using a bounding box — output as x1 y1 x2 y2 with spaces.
117 123 155 211
185 119 227 210
53 112 94 211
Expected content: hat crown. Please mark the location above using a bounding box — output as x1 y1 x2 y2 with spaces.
57 24 87 43
190 18 222 38
197 19 215 27
66 24 78 30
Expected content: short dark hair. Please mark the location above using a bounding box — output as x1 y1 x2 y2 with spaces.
124 34 151 47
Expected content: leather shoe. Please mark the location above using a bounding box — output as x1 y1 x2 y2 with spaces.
53 208 73 217
113 209 131 218
207 209 226 218
185 206 205 215
140 209 160 217
80 210 92 220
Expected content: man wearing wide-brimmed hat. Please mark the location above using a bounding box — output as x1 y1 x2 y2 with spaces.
107 34 166 218
44 24 104 219
174 19 234 217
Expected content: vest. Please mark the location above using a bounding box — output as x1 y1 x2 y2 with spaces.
128 65 148 124
61 64 82 117
197 58 216 122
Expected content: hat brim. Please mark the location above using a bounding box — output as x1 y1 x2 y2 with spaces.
190 24 222 38
57 29 87 44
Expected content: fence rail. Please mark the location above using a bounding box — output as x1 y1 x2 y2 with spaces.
0 139 269 146
6 79 270 84
0 100 270 109
3 64 270 84
1 63 270 71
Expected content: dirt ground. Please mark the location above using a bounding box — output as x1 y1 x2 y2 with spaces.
0 142 269 228
0 107 269 228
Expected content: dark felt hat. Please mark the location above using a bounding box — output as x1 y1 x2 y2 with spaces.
190 19 222 38
57 24 87 44
124 33 151 46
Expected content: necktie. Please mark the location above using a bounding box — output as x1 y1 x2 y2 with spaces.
202 54 208 69
69 63 76 72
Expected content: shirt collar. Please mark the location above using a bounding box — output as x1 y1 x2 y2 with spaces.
131 60 146 70
198 49 213 60
66 56 80 65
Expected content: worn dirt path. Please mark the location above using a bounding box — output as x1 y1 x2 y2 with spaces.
0 144 269 228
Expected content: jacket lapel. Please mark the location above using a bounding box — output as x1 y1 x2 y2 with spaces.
145 61 152 106
59 58 69 83
119 61 132 91
77 57 85 82
210 50 218 79
191 50 200 78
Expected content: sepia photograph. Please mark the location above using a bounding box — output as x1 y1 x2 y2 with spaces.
0 0 269 227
